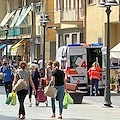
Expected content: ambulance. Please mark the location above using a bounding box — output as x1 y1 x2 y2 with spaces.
56 43 106 95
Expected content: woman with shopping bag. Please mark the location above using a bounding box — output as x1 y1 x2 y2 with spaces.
50 61 67 119
13 61 36 119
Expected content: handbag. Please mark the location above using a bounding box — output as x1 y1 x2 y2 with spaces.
14 71 27 91
44 82 57 98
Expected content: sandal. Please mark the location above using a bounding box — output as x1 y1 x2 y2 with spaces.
21 115 25 119
51 114 55 118
58 115 62 119
29 103 32 107
17 114 21 118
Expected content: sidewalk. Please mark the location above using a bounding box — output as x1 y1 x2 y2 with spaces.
0 86 120 120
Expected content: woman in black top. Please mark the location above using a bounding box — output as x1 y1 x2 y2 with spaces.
50 61 67 119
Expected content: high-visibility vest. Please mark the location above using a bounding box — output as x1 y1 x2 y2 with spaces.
88 67 100 80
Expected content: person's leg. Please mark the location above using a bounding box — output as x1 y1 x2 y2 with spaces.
51 98 55 117
17 90 28 117
4 82 9 97
35 86 38 106
29 86 32 107
57 85 65 118
90 79 94 96
94 79 99 96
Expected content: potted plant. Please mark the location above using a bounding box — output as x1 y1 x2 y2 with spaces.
110 76 115 90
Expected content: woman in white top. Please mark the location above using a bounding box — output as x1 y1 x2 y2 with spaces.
46 60 53 82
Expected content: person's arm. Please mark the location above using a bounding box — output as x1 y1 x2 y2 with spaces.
29 76 36 95
64 77 67 92
100 68 105 72
12 73 18 90
51 76 55 83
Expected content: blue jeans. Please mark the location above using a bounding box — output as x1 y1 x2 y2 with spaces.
90 79 99 96
51 85 65 115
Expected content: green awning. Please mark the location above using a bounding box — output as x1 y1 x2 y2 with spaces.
0 10 16 27
15 6 31 27
10 9 21 28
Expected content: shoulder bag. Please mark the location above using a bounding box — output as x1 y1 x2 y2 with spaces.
14 71 27 91
44 82 57 98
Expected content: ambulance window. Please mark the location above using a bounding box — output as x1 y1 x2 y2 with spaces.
70 55 82 69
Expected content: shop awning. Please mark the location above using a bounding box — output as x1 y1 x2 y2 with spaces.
11 39 28 56
0 10 16 27
15 6 32 27
0 44 6 49
4 45 12 55
10 9 21 28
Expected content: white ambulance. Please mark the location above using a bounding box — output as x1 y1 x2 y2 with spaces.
56 43 106 95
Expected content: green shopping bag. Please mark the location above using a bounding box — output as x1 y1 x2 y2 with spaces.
5 91 16 105
63 93 74 109
11 94 16 105
6 93 12 105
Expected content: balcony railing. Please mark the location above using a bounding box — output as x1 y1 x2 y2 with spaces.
61 8 84 21
0 26 32 37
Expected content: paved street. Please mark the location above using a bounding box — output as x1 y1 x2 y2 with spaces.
0 86 120 120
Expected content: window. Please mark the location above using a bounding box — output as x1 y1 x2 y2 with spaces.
72 34 77 44
74 0 76 9
56 0 64 11
66 0 68 10
80 33 84 43
65 34 69 45
87 0 95 5
69 0 71 10
56 0 58 11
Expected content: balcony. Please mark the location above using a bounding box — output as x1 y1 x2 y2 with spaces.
54 8 83 25
0 26 32 38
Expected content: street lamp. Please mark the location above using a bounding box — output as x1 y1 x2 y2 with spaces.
98 0 118 107
3 24 10 59
39 13 51 77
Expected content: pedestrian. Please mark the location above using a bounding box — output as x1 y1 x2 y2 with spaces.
32 58 38 69
12 61 36 119
29 64 40 107
0 58 15 97
50 61 67 119
11 60 18 70
38 68 44 77
46 60 53 83
88 62 105 96
38 55 43 69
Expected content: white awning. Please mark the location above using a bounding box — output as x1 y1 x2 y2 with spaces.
15 6 31 27
0 10 16 27
10 9 21 28
110 43 120 59
3 45 12 55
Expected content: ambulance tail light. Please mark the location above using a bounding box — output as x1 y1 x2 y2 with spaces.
67 67 70 80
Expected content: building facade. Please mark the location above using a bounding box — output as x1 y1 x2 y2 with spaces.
86 0 120 49
54 0 85 50
0 0 56 64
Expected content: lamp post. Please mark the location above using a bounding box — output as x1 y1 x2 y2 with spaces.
98 0 118 107
3 24 10 59
39 13 51 77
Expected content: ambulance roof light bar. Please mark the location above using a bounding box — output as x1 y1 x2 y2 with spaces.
68 43 103 47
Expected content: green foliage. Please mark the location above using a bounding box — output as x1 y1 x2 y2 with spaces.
110 75 117 85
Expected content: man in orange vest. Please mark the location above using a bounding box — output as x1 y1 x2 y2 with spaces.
88 62 105 96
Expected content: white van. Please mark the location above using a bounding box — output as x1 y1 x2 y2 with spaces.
56 43 106 95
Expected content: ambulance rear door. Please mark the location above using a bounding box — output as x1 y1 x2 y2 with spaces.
69 47 87 85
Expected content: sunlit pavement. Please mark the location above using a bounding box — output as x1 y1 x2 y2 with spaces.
1 86 120 120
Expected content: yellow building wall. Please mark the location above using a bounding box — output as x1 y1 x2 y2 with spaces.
86 0 119 48
0 1 7 25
